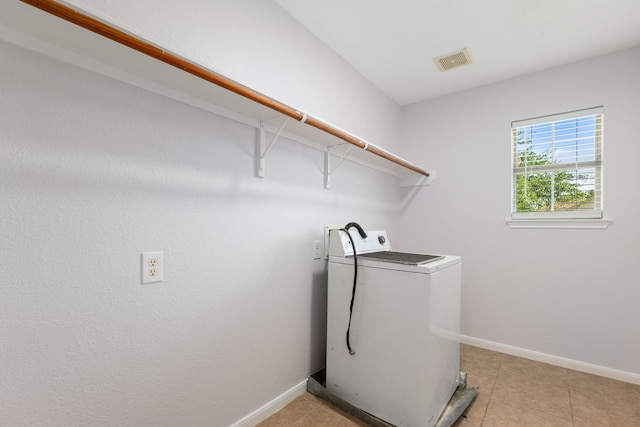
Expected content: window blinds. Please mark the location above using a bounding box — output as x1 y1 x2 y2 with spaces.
511 107 603 219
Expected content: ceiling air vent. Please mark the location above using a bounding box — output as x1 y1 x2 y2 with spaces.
434 48 472 72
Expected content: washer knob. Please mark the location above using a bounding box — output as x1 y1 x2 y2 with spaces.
378 235 386 244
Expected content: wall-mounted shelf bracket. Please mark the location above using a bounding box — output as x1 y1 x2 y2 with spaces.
400 172 436 187
256 117 290 178
400 171 436 211
324 145 353 189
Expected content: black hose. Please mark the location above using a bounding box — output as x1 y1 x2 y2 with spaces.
344 222 367 239
341 226 362 356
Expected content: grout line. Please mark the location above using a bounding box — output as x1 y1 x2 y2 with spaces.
479 351 504 426
567 384 575 427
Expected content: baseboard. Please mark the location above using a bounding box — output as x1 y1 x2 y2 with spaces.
230 379 307 427
461 335 640 385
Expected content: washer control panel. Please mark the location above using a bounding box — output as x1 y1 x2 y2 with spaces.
329 229 390 257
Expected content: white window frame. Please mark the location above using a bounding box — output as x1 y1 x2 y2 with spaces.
508 107 611 229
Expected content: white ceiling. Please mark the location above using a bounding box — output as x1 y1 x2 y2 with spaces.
274 0 640 105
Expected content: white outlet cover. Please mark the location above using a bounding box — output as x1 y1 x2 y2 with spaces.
141 251 163 284
313 240 322 259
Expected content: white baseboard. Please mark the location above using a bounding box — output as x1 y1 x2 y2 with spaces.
230 379 308 427
461 335 640 385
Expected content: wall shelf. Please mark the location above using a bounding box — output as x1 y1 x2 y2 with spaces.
3 0 432 188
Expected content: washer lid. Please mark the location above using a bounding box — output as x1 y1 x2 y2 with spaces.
358 251 444 266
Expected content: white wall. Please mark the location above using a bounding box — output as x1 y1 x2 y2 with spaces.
399 47 640 379
0 35 400 427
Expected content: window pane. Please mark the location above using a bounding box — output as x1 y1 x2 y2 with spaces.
514 171 553 212
553 168 596 211
554 116 597 164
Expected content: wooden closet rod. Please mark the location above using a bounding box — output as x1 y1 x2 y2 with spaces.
21 0 429 177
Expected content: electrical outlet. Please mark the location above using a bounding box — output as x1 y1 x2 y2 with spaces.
313 240 322 259
141 251 163 284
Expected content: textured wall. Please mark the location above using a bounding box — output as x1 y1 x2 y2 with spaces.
399 47 640 378
0 39 400 425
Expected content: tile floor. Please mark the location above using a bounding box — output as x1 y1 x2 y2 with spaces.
257 344 640 426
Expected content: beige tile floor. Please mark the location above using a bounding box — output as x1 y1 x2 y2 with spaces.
257 344 640 426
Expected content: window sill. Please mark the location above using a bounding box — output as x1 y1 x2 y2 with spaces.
506 219 612 229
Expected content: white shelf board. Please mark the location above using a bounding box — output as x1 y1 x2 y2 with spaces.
1 1 426 180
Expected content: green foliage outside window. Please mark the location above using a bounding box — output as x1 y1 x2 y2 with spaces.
514 138 595 213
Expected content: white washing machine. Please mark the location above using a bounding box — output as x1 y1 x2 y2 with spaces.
326 226 461 427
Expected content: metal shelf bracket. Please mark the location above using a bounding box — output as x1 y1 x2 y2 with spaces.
400 173 435 187
256 117 290 178
400 172 436 211
324 145 353 189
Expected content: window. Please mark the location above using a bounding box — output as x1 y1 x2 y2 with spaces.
511 107 603 220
